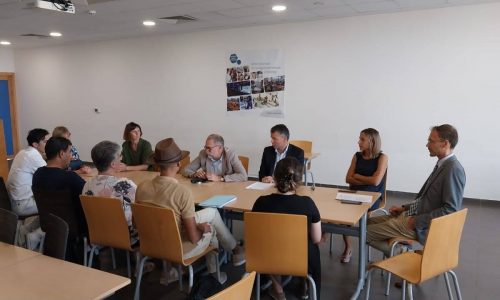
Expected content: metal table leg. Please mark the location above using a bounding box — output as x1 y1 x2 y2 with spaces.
351 212 367 300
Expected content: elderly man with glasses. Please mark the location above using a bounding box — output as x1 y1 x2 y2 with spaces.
182 134 247 182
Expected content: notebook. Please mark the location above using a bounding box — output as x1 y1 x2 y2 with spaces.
199 195 237 208
336 192 372 203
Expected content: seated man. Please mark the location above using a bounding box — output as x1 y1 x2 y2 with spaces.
7 128 49 217
259 124 304 183
136 138 245 283
182 134 247 182
367 124 466 255
32 137 87 261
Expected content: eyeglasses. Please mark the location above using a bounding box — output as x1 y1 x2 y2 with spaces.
204 145 221 151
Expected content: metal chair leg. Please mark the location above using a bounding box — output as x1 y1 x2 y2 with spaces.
444 272 453 300
401 280 407 300
307 274 317 300
255 273 260 300
407 283 413 300
126 250 131 278
329 233 333 254
188 265 194 293
110 248 116 269
364 269 373 300
448 270 463 300
83 237 88 267
133 256 148 300
88 245 98 267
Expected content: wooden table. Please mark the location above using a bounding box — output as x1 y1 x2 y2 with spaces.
0 242 131 300
83 171 378 299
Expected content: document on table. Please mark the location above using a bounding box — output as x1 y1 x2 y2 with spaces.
246 182 274 190
199 195 237 208
336 192 372 203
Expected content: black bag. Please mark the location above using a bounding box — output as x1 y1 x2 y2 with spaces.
187 274 223 300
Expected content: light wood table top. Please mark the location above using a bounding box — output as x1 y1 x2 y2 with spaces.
0 243 131 300
82 171 379 226
0 242 40 268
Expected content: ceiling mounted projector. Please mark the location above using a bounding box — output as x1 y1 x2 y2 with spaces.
25 0 76 14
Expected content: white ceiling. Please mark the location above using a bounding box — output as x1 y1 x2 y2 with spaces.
0 0 498 48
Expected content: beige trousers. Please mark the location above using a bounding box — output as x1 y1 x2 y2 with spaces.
366 214 417 256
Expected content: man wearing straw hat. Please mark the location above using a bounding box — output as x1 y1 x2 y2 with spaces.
136 138 245 283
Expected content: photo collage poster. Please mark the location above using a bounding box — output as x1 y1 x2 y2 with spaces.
226 49 285 117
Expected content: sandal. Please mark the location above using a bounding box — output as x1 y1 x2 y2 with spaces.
340 249 352 263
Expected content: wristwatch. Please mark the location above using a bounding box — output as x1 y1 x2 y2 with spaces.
220 176 225 182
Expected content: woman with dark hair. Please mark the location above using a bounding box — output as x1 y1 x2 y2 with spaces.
341 128 388 263
121 122 153 171
252 157 322 300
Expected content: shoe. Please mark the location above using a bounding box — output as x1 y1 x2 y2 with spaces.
269 288 287 300
232 249 246 267
212 271 227 285
160 268 179 286
340 249 352 263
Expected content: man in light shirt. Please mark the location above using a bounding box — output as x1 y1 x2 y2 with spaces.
7 128 49 216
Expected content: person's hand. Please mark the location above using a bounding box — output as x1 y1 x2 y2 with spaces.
117 162 128 172
79 165 92 174
406 216 415 230
262 176 274 183
197 223 212 233
193 169 207 179
206 173 222 182
389 205 404 216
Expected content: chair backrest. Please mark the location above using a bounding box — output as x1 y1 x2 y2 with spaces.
33 189 86 238
131 203 184 263
420 209 468 281
42 213 69 260
0 177 12 211
244 212 308 277
0 207 18 244
179 155 191 173
207 271 256 300
238 155 249 173
289 140 312 153
80 195 132 250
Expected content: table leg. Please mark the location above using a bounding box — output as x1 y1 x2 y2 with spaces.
351 212 367 300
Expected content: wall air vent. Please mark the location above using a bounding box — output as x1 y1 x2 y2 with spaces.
20 33 50 38
158 15 197 24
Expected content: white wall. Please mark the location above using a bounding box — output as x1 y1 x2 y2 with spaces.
0 48 15 72
13 3 500 200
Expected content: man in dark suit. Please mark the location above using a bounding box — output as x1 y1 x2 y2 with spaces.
258 124 304 183
367 124 466 255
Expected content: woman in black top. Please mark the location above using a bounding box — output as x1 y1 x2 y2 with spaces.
252 157 322 300
341 128 388 263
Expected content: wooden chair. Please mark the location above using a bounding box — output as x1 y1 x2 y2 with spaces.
179 155 191 173
238 155 249 174
131 203 221 300
207 271 256 300
244 212 317 300
80 195 135 277
0 207 18 244
41 213 69 260
364 209 468 300
289 140 315 187
33 189 88 265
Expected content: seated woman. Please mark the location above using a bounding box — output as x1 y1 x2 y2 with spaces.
121 122 153 171
341 128 388 263
82 141 138 243
52 126 92 174
252 157 322 300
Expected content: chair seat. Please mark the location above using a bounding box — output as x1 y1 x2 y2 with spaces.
370 252 422 284
182 245 217 266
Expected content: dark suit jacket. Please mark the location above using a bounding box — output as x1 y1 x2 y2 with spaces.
258 144 305 180
409 155 466 243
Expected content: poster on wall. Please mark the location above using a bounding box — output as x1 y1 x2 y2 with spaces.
226 49 285 118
